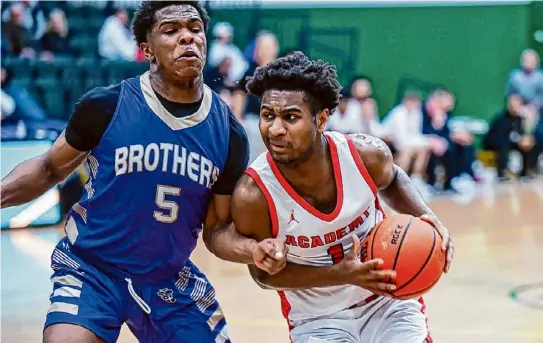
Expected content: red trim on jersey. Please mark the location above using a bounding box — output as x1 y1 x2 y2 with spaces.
375 198 386 218
345 135 378 196
266 134 344 222
245 168 280 237
419 297 433 343
277 290 294 334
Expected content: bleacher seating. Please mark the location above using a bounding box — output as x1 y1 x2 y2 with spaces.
1 1 147 120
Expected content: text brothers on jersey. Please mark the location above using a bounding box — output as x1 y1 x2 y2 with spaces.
114 143 220 189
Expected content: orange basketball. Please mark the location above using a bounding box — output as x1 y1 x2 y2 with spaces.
361 213 446 299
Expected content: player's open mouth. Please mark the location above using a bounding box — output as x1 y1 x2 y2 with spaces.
176 51 200 61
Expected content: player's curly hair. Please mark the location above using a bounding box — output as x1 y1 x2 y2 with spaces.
245 51 342 115
132 1 210 46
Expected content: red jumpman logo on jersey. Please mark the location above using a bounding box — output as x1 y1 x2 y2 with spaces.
288 210 299 225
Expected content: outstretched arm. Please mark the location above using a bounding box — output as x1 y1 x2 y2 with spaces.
2 85 123 208
349 133 454 272
1 132 87 208
233 174 396 293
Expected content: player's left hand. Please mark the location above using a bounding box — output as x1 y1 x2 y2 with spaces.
252 238 288 275
419 214 453 273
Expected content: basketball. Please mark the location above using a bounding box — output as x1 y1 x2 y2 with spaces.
362 214 446 300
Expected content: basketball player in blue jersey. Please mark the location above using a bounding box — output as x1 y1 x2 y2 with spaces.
0 2 287 342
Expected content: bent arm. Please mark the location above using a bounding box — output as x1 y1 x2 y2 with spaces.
201 112 259 263
232 174 349 290
248 261 347 291
349 133 439 222
1 132 88 208
202 194 258 264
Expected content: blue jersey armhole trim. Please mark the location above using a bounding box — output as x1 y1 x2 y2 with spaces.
92 81 126 152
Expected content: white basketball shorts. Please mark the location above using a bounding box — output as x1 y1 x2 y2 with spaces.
289 296 432 343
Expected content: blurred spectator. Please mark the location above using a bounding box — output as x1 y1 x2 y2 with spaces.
40 9 70 60
234 32 279 162
360 97 390 140
1 3 37 58
1 0 46 40
348 76 391 141
351 77 373 102
98 8 138 61
326 89 365 134
205 56 234 105
505 49 543 112
205 56 232 88
208 22 248 83
383 93 430 187
423 89 477 192
1 67 46 124
484 94 543 179
1 89 16 120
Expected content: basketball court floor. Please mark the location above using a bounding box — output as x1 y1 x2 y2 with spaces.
2 179 542 343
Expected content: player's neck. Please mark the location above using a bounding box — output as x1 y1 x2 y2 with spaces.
149 71 204 103
277 135 332 190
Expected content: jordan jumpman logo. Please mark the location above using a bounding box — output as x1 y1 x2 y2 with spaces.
288 210 299 224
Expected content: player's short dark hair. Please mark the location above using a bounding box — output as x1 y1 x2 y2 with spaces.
245 51 342 116
132 1 210 46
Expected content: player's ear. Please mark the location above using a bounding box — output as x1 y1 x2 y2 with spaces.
140 42 155 62
316 109 329 133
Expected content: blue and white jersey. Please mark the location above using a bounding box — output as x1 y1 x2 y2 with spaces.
64 72 238 281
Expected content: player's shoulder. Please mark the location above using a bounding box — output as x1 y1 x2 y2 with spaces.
346 133 392 166
232 173 268 209
76 82 123 111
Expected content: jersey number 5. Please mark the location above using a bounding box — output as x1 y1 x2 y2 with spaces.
327 243 344 264
154 185 181 223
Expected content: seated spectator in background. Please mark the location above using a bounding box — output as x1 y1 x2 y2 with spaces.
98 8 138 61
350 76 373 103
506 49 543 114
326 89 365 133
1 0 46 41
0 67 46 124
484 94 543 180
40 9 70 61
208 22 248 83
423 89 477 192
360 96 390 141
383 93 431 193
233 32 279 162
1 3 37 58
349 76 392 144
1 89 16 121
204 56 234 106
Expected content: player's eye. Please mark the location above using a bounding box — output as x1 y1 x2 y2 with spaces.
261 113 274 121
285 114 299 121
164 29 177 35
190 27 202 33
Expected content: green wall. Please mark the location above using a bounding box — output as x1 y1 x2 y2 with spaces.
211 4 531 121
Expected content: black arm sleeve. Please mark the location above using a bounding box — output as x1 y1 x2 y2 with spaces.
65 84 121 152
212 111 250 195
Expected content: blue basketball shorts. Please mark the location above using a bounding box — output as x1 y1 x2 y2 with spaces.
44 238 231 343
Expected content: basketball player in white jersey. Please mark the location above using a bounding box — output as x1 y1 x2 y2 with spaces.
229 52 454 343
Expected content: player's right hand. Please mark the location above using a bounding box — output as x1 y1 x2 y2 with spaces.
340 235 397 297
252 238 288 276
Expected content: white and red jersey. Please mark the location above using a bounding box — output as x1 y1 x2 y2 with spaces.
246 131 386 323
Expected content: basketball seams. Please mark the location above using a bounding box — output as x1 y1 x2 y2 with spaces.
370 222 380 261
395 224 437 293
394 271 442 299
391 216 414 271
